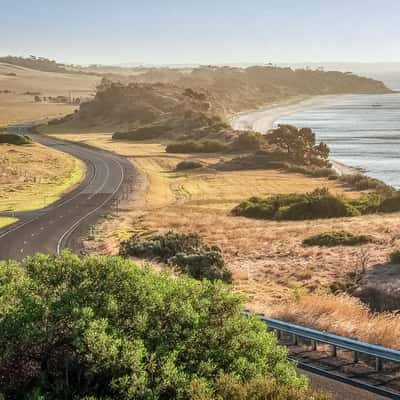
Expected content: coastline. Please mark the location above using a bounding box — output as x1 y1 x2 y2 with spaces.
230 94 361 176
230 94 341 133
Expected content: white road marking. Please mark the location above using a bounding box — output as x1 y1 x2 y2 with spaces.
57 157 125 254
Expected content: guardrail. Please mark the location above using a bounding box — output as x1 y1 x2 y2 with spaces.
243 311 400 372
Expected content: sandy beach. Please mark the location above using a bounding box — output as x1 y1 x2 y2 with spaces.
230 95 340 133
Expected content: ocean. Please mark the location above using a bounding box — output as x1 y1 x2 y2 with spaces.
275 92 400 188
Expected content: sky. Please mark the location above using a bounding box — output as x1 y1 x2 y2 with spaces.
1 0 400 65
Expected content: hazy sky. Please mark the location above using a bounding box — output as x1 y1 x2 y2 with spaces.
1 0 399 65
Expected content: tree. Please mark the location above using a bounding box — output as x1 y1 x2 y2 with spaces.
0 252 310 400
267 125 329 165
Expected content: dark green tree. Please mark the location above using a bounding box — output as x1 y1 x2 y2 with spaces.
267 125 329 165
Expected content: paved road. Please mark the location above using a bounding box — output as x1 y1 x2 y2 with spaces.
0 129 135 260
305 370 388 400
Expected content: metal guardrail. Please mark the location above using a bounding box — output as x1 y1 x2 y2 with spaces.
243 311 400 370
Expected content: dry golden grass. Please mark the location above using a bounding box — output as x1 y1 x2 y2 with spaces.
0 93 76 126
48 130 400 349
0 63 99 126
0 143 84 212
270 294 400 349
0 217 17 229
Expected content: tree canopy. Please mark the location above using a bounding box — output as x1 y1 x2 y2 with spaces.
267 125 329 165
0 252 315 400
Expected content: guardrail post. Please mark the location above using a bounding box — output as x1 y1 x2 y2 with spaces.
353 351 359 363
311 340 317 351
331 345 337 357
375 357 383 372
275 329 281 340
292 334 298 346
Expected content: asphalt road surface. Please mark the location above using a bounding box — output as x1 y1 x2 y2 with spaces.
305 370 389 400
0 130 135 260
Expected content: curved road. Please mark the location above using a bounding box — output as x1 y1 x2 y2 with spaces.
0 129 135 260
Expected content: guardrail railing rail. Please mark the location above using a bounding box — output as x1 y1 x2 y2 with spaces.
243 311 400 372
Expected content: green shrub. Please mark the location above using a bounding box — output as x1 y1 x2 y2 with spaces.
389 250 400 264
120 231 232 282
231 131 261 152
188 373 330 400
349 192 383 214
303 231 373 247
171 251 231 282
166 140 228 153
112 125 166 141
0 251 308 399
378 193 400 213
232 188 359 221
285 164 335 178
0 133 33 145
339 174 394 196
176 160 204 171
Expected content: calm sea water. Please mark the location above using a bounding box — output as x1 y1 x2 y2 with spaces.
275 93 400 188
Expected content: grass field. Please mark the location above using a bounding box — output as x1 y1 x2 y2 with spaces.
0 63 99 126
0 142 85 212
0 217 17 229
48 130 400 349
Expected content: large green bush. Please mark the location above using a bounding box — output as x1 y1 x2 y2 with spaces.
0 252 309 399
233 187 400 221
232 188 359 221
303 231 373 247
0 133 33 145
120 231 232 282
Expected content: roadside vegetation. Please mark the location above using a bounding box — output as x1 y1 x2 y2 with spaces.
120 231 232 282
0 132 33 145
0 217 17 229
0 142 84 212
0 251 330 400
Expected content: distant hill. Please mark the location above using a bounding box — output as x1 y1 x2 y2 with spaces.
56 66 391 140
0 56 70 73
131 66 392 114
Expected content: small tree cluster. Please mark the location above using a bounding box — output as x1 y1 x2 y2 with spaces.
267 125 329 166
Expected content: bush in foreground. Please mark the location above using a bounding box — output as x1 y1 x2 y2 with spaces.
0 251 314 399
120 231 232 282
303 231 373 247
232 188 359 221
0 133 33 145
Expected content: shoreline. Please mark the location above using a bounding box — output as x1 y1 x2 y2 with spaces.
230 94 361 176
230 94 342 133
